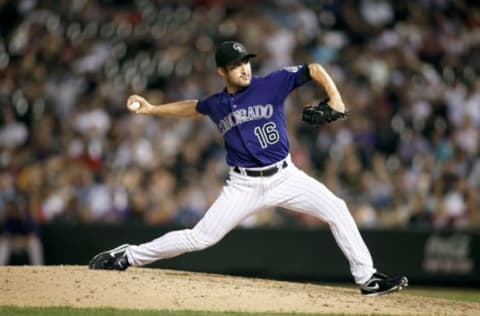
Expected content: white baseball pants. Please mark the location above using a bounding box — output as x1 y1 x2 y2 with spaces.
126 156 376 284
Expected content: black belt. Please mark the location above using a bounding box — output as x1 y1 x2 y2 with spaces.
233 161 288 177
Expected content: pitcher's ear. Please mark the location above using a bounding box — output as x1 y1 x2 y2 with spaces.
216 67 226 78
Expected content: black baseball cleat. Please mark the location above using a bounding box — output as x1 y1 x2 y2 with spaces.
360 272 408 296
88 244 130 271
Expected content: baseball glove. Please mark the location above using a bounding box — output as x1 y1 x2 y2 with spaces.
301 98 349 126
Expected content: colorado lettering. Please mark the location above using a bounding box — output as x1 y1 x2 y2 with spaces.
218 104 273 134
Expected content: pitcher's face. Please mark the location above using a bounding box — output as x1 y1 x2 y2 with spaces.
218 58 252 90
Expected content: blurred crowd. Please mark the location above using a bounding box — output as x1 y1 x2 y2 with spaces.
1 0 479 234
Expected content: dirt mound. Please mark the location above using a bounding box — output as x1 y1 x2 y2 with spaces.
0 266 478 315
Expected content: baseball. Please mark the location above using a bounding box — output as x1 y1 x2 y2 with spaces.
128 101 141 111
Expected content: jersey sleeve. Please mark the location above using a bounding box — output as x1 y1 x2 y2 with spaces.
196 97 211 115
266 64 311 100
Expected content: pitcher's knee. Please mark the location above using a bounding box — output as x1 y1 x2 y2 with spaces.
337 198 349 212
323 198 351 223
187 228 220 251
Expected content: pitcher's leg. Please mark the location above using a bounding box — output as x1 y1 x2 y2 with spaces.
127 180 262 266
270 167 376 284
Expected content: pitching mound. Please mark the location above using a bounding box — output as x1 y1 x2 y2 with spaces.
0 266 478 315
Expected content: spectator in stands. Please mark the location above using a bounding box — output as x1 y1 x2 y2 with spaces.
0 0 478 229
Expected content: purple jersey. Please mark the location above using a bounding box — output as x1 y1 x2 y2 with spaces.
196 65 311 167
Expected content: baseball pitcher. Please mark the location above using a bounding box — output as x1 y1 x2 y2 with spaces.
89 41 408 296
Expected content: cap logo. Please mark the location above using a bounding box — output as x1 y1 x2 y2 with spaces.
232 43 246 53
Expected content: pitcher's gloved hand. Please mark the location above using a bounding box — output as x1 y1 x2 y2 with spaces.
302 98 349 126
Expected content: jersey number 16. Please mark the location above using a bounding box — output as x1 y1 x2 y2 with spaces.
254 122 279 149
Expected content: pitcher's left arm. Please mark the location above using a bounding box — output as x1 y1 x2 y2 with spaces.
308 63 346 113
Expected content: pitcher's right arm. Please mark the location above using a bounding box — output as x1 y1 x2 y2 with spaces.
127 95 203 118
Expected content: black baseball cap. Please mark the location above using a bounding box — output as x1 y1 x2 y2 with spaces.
215 41 256 68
